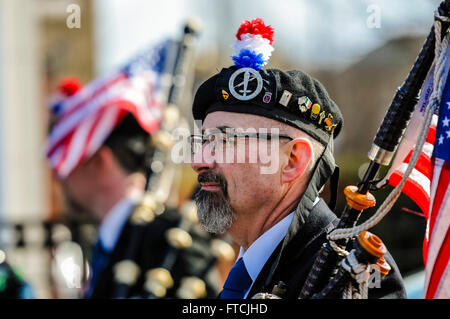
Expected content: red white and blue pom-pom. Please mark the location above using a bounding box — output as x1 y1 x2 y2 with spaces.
50 76 83 116
232 18 274 70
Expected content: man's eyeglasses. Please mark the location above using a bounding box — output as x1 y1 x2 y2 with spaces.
189 128 293 155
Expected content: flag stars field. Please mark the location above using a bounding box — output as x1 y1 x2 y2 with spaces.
443 117 449 127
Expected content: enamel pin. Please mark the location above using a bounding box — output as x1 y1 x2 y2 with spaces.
279 90 292 107
298 96 312 112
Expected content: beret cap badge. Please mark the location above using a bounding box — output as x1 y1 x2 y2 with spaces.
228 67 263 101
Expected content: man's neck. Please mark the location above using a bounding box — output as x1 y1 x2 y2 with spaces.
229 193 300 251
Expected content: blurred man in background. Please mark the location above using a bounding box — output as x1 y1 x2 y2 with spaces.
45 77 220 298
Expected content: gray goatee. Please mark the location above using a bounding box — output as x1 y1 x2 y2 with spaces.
194 171 235 234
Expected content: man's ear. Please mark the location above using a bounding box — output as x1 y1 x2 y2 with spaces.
281 138 313 183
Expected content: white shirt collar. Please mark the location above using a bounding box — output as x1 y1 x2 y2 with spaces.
98 191 142 252
236 196 321 298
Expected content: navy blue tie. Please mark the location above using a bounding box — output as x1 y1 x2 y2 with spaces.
86 239 109 297
220 258 252 299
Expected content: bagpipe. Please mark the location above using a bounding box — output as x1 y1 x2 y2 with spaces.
111 21 235 299
254 0 450 299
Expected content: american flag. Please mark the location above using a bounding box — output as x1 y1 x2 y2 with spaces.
425 68 450 299
386 46 450 298
45 41 170 178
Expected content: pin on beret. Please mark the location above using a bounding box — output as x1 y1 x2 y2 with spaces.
192 18 343 146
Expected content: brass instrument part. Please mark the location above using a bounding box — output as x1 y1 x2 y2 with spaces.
151 131 174 151
210 239 235 262
176 276 206 299
165 228 193 249
179 200 199 224
113 260 141 286
144 268 174 298
129 193 157 225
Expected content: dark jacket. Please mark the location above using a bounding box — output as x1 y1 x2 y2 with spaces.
246 198 407 299
90 207 220 298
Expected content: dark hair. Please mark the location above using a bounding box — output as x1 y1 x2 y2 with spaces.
103 113 152 174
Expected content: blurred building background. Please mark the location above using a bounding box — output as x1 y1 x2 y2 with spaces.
0 0 440 298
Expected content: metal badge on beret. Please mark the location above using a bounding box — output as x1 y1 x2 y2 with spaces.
263 91 272 103
324 113 337 133
228 67 263 101
222 90 229 100
311 103 321 120
298 96 312 112
279 90 292 107
318 111 326 124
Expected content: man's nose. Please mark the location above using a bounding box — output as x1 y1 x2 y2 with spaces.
191 145 215 174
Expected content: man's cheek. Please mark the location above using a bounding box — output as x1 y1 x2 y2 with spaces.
63 179 84 204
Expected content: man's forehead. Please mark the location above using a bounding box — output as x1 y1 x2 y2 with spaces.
203 111 281 130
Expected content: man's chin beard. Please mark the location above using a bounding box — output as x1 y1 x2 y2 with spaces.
194 189 235 234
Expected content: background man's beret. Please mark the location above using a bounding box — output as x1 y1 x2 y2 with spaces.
192 66 343 146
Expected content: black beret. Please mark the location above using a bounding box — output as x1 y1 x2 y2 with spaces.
192 66 343 146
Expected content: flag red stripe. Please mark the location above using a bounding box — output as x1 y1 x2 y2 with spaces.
426 125 437 144
72 105 129 173
429 161 450 242
403 151 432 179
426 228 450 298
55 130 75 173
75 108 110 170
112 99 161 133
389 172 430 214
423 236 428 266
